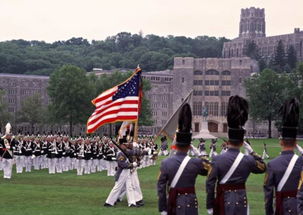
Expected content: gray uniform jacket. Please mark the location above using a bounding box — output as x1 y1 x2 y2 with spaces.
206 148 266 214
157 151 210 214
264 150 303 215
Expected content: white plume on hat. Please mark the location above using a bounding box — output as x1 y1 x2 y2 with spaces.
5 123 12 135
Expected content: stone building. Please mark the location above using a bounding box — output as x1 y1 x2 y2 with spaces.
142 70 174 131
0 73 49 116
172 57 259 136
223 7 303 62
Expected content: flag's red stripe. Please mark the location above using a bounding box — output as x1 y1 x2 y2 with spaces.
92 100 139 116
88 108 138 125
87 116 137 133
93 90 117 104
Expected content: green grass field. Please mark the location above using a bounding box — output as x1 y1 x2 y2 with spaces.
0 139 302 215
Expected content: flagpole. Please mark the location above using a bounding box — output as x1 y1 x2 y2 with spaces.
134 65 142 143
134 120 139 142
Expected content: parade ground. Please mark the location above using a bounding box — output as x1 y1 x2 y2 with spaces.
0 138 302 215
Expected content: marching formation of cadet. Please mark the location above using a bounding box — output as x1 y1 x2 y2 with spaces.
0 131 158 180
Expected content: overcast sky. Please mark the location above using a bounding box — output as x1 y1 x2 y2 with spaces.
1 0 302 42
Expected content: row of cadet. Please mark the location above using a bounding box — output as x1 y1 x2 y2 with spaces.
0 134 158 179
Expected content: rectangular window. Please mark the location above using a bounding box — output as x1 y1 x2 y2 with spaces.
193 102 203 116
205 102 219 116
221 91 231 96
221 102 227 116
222 80 231 85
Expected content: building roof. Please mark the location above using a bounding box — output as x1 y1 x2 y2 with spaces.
0 73 49 79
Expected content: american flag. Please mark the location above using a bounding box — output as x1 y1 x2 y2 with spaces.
86 68 142 134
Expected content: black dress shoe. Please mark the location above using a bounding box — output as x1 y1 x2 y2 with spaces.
104 203 113 207
136 200 144 207
129 204 137 208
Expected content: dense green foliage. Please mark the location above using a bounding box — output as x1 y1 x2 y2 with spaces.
0 138 301 215
245 63 303 137
17 93 46 133
0 33 229 75
48 65 93 136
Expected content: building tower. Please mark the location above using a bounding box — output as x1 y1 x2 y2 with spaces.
239 7 266 38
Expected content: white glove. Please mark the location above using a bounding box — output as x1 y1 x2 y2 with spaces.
191 145 200 156
207 208 213 215
160 211 167 215
243 141 253 154
133 142 138 148
132 162 138 168
297 144 303 155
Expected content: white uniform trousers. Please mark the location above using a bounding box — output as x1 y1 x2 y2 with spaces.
91 159 98 173
62 157 70 171
71 158 77 170
77 159 85 176
2 158 13 179
107 161 117 176
48 158 56 174
15 155 24 173
0 158 3 170
24 156 32 172
56 158 63 173
130 169 143 202
98 159 106 172
33 156 41 170
84 160 92 174
105 169 136 206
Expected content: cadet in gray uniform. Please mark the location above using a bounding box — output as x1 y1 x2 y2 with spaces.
104 138 138 207
264 98 303 215
157 104 210 215
206 95 266 215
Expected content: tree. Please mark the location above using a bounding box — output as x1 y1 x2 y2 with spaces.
0 90 11 133
273 40 286 72
17 93 46 133
244 40 260 60
48 65 92 136
245 69 292 138
0 33 228 75
139 79 153 126
287 45 297 70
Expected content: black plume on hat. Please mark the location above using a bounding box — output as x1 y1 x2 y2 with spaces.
227 95 249 142
280 98 299 139
176 103 192 147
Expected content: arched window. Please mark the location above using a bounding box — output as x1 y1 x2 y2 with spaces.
221 70 231 75
205 69 219 75
194 70 203 75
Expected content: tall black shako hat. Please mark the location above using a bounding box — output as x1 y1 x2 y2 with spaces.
280 98 299 140
227 95 248 142
176 103 192 147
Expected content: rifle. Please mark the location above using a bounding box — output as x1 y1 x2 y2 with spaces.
110 138 132 161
